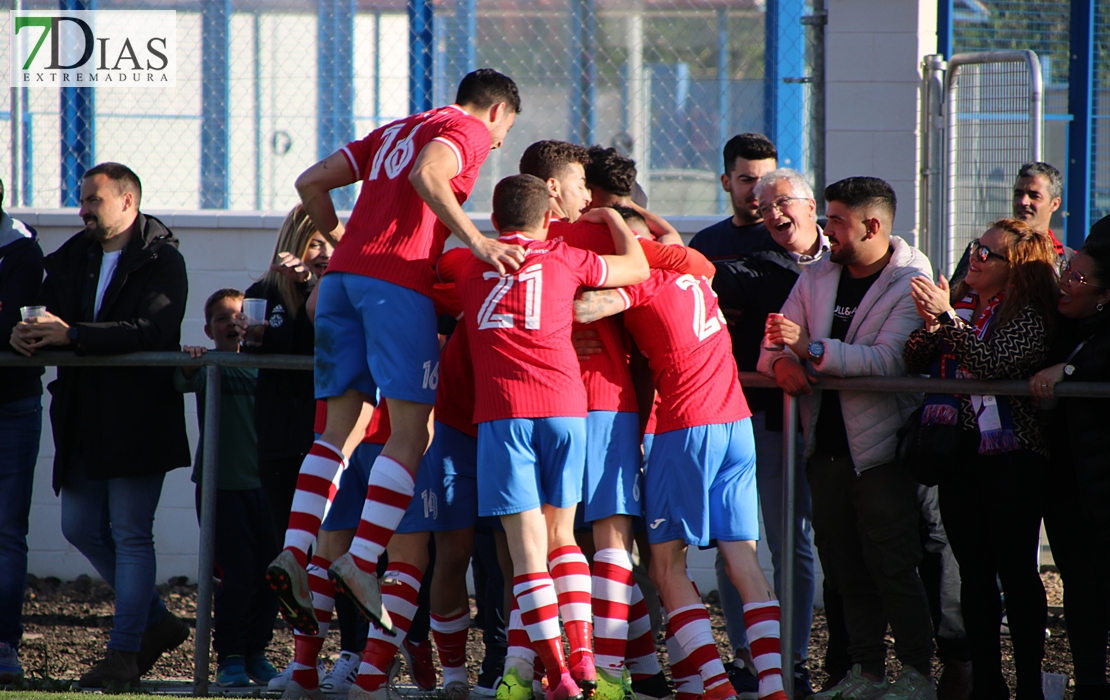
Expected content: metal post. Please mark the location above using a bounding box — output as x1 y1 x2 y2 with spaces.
408 0 434 114
318 0 355 209
253 11 262 211
764 0 806 169
569 0 596 145
624 4 648 200
717 7 729 216
806 2 827 211
193 365 221 696
1066 0 1095 247
780 393 797 700
60 0 94 208
10 0 23 207
920 55 946 263
200 0 230 208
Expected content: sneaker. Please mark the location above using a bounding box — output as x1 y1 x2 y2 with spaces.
269 549 320 636
934 660 971 700
793 662 814 700
474 659 505 698
0 643 23 684
78 649 141 689
498 667 536 700
548 671 585 700
329 552 392 632
570 657 597 697
348 684 404 700
632 671 674 700
271 661 327 692
883 667 936 700
283 679 327 700
137 610 190 676
726 659 759 700
446 680 472 700
217 656 251 687
595 667 635 700
810 665 888 700
245 652 279 685
400 638 437 691
321 651 361 695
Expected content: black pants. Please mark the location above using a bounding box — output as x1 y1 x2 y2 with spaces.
1043 457 1109 688
807 455 934 676
259 455 304 541
939 446 1047 700
918 484 971 662
196 487 280 663
472 527 508 666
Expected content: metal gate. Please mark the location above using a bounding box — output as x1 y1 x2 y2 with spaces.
920 50 1043 275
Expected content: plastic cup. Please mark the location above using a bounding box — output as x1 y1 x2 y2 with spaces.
1042 673 1067 700
763 312 785 351
20 305 47 322
242 298 268 347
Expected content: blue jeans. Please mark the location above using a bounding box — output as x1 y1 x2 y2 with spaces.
60 459 167 653
0 396 42 649
715 410 816 660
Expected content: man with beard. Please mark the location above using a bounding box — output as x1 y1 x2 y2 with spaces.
10 162 191 689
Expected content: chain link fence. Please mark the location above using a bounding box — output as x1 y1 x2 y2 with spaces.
4 0 820 215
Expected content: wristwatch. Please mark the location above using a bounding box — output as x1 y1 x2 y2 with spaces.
807 340 825 363
935 309 957 326
67 326 80 342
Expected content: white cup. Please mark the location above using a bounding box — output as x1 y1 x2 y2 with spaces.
242 298 267 347
20 305 47 322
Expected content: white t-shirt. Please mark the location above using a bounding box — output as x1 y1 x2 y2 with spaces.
94 250 122 318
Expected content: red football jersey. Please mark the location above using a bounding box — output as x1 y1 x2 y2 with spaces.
459 234 609 423
435 321 478 438
618 269 750 433
313 398 391 445
327 105 491 297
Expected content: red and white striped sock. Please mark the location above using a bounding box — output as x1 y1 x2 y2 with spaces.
291 556 335 689
514 573 568 688
431 611 471 687
744 601 787 700
592 548 633 675
626 581 662 680
665 605 704 700
353 562 423 692
505 600 538 680
283 442 345 567
548 545 594 671
669 600 730 695
348 456 414 573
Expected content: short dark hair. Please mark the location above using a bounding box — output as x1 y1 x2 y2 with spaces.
204 288 244 324
519 140 590 182
492 175 550 233
824 176 897 222
1017 161 1063 200
455 69 521 114
723 133 777 174
585 146 637 197
610 205 647 229
83 162 142 202
0 177 5 210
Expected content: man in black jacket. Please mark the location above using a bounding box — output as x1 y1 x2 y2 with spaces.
10 163 191 689
0 177 44 683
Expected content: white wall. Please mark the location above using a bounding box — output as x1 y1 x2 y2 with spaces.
825 0 938 246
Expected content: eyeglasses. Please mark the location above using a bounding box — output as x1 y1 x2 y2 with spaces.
1061 262 1099 288
970 239 1009 263
758 196 808 217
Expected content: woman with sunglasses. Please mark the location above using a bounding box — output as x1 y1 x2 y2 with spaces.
1029 234 1110 700
903 219 1058 700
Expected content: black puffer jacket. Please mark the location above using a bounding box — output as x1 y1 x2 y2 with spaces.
40 213 191 491
1047 311 1110 543
0 214 44 404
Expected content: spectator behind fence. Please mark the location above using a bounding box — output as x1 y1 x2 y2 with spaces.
905 219 1057 700
689 133 778 262
1031 220 1110 700
711 168 826 697
243 205 336 539
173 289 280 688
758 177 937 700
0 177 45 683
9 162 191 689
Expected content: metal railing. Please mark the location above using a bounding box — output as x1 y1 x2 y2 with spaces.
3 351 1109 696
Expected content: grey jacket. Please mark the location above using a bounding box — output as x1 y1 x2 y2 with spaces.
756 236 931 471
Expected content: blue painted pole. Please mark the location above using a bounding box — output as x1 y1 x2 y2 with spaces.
60 0 94 207
408 0 434 113
717 7 729 215
764 0 805 168
1066 0 1094 247
937 0 953 59
201 0 230 208
318 0 355 208
462 0 476 74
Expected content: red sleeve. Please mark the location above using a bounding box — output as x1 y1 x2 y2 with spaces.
436 247 473 284
340 130 379 182
620 269 665 308
563 245 610 288
431 283 462 319
429 115 491 180
639 240 715 278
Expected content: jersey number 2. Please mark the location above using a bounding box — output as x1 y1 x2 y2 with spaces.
477 264 543 331
675 274 723 341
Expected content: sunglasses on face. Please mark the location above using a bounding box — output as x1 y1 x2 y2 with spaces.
970 239 1008 263
1061 262 1099 288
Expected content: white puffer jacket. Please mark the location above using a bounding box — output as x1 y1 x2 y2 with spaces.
757 236 932 472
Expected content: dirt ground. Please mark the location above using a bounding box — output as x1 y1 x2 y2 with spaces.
16 571 1082 695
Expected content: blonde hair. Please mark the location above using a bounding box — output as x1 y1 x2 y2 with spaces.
260 205 322 320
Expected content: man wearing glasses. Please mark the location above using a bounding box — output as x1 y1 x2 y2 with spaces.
690 133 779 262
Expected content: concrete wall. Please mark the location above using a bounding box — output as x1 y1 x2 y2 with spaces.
825 0 938 246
